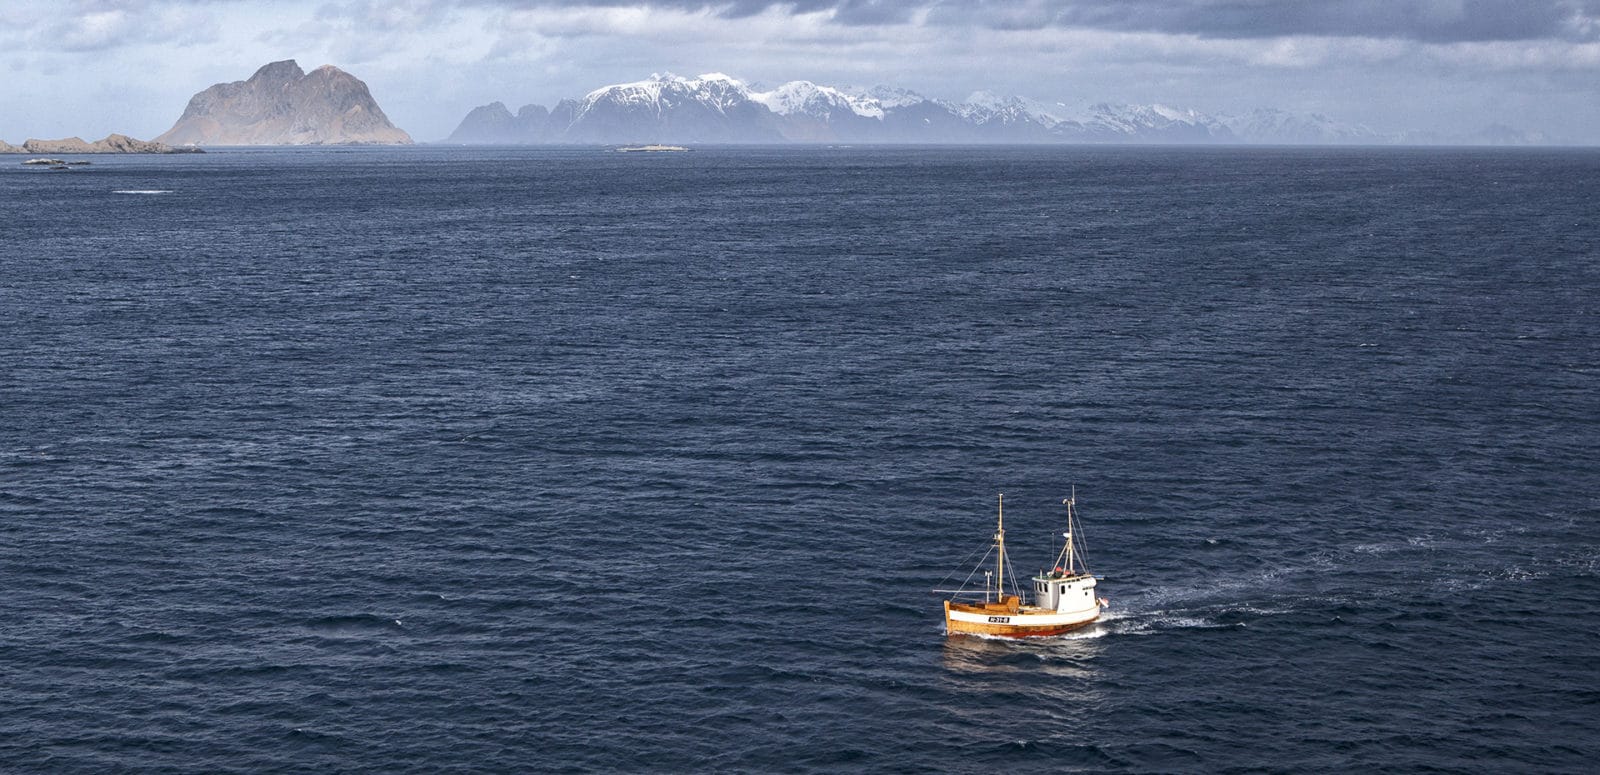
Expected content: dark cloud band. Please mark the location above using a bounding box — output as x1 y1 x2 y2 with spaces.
1015 0 1600 43
466 0 1600 42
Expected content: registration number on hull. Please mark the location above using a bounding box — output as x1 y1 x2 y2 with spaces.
987 616 1011 623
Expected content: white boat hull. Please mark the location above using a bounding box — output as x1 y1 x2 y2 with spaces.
944 599 1100 638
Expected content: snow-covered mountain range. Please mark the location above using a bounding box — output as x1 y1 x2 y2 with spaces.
444 72 1527 146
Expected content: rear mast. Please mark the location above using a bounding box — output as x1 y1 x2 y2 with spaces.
1051 487 1081 576
1064 489 1075 575
996 493 1006 601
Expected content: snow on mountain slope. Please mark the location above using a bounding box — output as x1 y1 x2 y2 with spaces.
1080 103 1231 139
1221 108 1383 144
843 85 931 110
752 81 884 120
578 72 753 117
962 91 1067 125
564 72 785 143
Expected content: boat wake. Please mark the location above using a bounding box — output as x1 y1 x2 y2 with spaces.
1097 610 1246 637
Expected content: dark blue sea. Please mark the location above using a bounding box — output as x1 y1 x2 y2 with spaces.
3 145 1598 772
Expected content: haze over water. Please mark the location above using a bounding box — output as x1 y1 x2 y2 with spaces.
3 146 1598 771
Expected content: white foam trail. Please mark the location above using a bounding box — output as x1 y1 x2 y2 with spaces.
112 190 174 195
1109 614 1228 636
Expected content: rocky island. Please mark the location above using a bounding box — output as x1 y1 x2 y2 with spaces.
0 134 197 154
156 60 412 146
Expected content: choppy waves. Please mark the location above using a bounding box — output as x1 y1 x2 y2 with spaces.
3 146 1598 772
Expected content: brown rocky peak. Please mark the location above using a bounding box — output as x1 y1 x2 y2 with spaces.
156 59 413 146
254 60 307 81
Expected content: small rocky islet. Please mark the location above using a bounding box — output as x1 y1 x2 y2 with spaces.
2 134 200 157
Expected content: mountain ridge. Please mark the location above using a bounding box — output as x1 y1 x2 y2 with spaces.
447 72 1550 146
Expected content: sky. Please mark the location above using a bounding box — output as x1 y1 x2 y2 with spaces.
2 0 1598 143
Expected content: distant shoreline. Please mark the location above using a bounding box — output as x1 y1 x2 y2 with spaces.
9 142 1600 154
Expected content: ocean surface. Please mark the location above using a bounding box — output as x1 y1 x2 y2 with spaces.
2 145 1598 772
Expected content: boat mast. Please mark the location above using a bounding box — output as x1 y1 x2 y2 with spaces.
996 493 1006 600
1064 489 1076 575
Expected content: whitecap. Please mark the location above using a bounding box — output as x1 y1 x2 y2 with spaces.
112 190 174 195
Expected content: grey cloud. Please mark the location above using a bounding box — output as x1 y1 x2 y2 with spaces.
1000 0 1600 43
24 0 222 52
473 0 920 24
456 0 1600 42
709 0 915 23
48 0 1600 44
313 0 460 30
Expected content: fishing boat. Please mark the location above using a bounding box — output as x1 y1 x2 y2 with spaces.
940 492 1107 638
